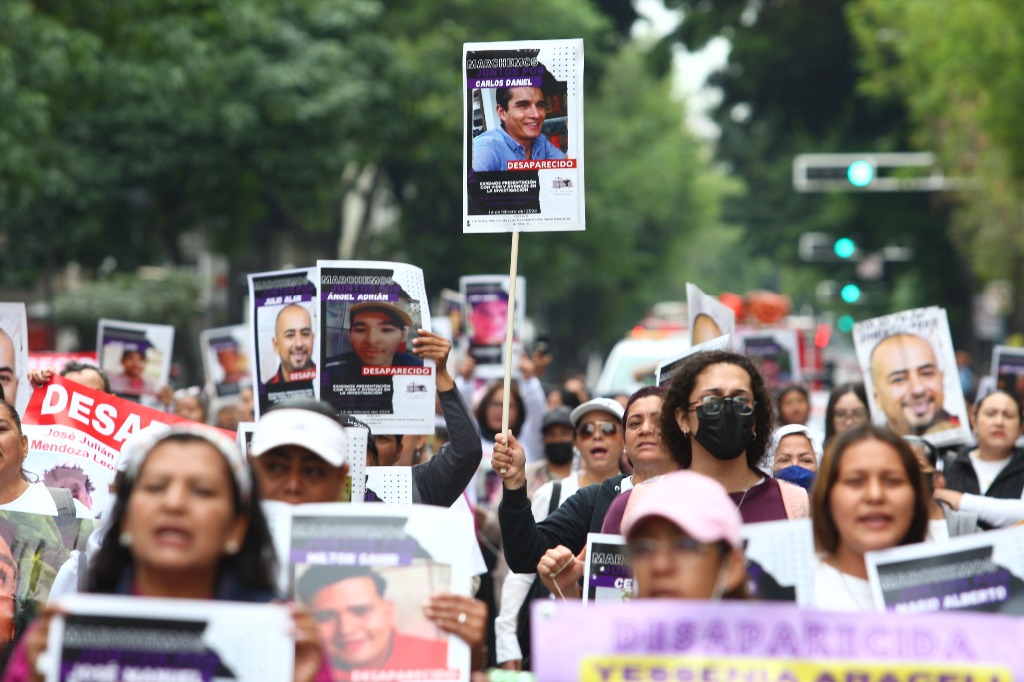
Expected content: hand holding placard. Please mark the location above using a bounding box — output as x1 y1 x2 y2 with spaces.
538 545 584 600
492 430 526 489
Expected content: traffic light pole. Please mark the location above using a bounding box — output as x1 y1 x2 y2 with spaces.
792 152 974 193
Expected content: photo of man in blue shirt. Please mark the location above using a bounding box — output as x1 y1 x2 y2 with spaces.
472 86 566 172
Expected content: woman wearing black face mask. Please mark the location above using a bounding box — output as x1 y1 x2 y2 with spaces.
660 350 808 523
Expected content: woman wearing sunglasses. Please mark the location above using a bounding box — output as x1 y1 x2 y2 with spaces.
659 350 808 522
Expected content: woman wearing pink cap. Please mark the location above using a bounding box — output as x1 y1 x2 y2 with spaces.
621 471 748 600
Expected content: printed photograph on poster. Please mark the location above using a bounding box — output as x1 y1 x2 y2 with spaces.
460 275 525 380
463 39 585 233
0 303 31 416
199 325 251 398
656 335 731 387
582 533 632 604
738 328 802 389
317 261 435 434
853 307 970 447
22 375 227 514
0 509 92 667
530 599 1024 681
686 284 736 347
287 505 472 681
866 525 1024 615
991 345 1024 410
248 268 318 419
741 518 816 605
96 319 173 406
46 594 293 682
27 352 98 376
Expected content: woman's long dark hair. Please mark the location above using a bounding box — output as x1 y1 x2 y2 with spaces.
0 400 32 484
89 434 277 596
659 350 775 471
812 423 929 555
474 380 525 442
823 382 868 445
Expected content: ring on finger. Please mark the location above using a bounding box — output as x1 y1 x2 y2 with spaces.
457 612 467 625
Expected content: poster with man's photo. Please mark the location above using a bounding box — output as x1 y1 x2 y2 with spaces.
0 509 93 669
991 345 1024 411
853 307 970 447
199 324 251 399
459 275 525 380
286 504 473 681
866 525 1024 615
0 303 30 416
738 328 802 389
582 533 632 604
463 39 585 233
742 518 816 605
686 284 736 348
316 261 435 434
96 319 174 408
45 595 293 682
22 375 226 514
247 268 318 419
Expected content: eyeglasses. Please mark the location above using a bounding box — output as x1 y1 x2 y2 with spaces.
834 408 868 422
577 421 618 438
688 396 755 416
628 536 716 562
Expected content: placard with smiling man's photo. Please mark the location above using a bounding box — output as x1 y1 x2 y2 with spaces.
853 307 970 447
248 268 318 419
464 39 585 233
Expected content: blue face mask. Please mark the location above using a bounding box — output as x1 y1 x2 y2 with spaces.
774 465 815 492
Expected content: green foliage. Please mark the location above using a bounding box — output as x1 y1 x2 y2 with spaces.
2 0 736 366
658 0 974 333
54 271 201 336
1 0 385 280
850 0 1024 328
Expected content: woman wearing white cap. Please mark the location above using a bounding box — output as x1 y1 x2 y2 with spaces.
6 424 330 682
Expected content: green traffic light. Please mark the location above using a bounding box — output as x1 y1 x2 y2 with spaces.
834 237 856 259
847 160 874 187
837 315 855 332
840 284 861 303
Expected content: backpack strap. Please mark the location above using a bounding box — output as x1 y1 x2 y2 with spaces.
778 480 809 519
547 482 562 518
46 487 76 521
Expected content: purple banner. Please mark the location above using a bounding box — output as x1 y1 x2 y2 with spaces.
532 600 1024 681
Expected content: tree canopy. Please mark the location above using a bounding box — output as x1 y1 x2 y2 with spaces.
2 0 740 366
850 0 1024 330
